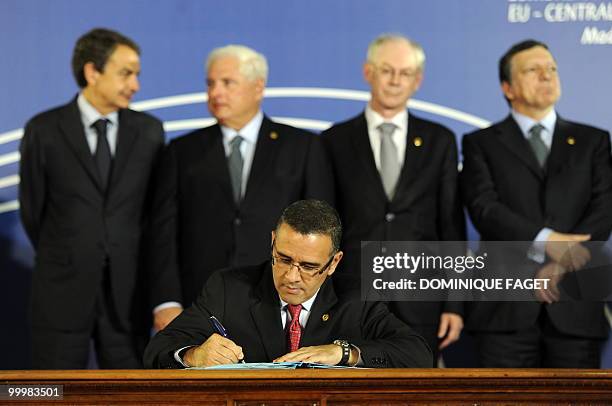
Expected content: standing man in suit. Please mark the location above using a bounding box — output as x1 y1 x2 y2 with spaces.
460 39 612 367
145 199 432 368
150 45 332 331
19 28 165 368
321 34 465 363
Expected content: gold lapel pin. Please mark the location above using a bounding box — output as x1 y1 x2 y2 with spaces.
413 137 423 147
322 314 329 322
270 131 279 140
567 136 575 145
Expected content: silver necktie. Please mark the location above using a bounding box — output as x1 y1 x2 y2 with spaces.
528 124 548 168
379 122 400 199
228 135 244 203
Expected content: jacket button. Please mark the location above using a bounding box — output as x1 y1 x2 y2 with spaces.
234 218 241 226
385 213 395 222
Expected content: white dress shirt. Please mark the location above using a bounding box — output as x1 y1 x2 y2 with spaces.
220 110 263 199
364 104 408 170
77 93 118 156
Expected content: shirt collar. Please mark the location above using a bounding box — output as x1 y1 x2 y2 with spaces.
77 93 118 128
365 104 408 134
279 289 319 313
511 109 557 137
220 110 263 145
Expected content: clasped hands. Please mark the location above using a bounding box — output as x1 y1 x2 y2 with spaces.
535 231 591 303
183 333 355 368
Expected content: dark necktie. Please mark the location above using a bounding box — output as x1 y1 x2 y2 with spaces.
228 135 244 203
91 119 112 189
379 122 400 199
528 124 548 168
286 304 302 352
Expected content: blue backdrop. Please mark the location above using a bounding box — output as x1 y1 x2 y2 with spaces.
1 0 611 368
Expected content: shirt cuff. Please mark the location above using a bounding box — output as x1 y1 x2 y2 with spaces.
528 228 553 264
350 344 363 367
173 345 197 368
153 301 183 314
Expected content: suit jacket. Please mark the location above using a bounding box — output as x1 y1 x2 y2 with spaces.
460 114 612 338
149 116 333 308
19 97 165 331
321 112 466 325
144 262 433 368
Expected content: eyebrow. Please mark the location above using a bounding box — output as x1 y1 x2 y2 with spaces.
275 249 321 267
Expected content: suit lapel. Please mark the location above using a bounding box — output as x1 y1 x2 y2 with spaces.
249 264 286 360
393 113 428 200
350 113 388 198
242 116 276 206
58 99 104 192
496 115 544 180
546 116 572 178
108 109 139 191
200 125 236 205
300 278 338 347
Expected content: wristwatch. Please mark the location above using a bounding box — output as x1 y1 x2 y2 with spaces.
333 339 351 366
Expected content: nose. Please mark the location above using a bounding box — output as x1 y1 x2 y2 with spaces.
285 263 302 283
389 71 401 86
129 75 140 93
208 83 223 99
539 67 554 81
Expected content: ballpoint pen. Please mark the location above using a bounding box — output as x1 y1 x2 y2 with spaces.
209 315 246 363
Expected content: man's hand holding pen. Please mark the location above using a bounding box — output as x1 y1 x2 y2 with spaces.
183 333 245 367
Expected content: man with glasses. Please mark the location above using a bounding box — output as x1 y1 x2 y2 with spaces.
144 200 431 368
321 34 465 363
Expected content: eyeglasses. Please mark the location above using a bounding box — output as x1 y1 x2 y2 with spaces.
271 240 335 277
374 64 419 81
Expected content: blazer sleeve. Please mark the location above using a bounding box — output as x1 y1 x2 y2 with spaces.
144 270 224 368
571 130 612 240
436 132 467 315
460 133 543 241
18 120 46 249
352 301 433 368
302 134 335 207
147 142 184 307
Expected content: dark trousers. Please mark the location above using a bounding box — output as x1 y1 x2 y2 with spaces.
31 266 145 369
474 311 603 368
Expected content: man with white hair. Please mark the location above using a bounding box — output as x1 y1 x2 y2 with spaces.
149 45 332 330
321 34 466 364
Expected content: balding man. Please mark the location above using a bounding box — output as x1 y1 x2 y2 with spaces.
149 45 333 330
321 34 466 364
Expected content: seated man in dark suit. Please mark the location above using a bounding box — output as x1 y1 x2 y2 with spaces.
144 200 432 368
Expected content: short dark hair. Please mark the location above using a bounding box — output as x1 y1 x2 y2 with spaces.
71 28 140 88
276 200 342 254
498 39 549 85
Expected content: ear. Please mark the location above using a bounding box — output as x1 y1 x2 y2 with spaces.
363 62 375 84
83 62 101 87
501 81 514 101
253 78 266 101
413 70 424 91
325 251 343 277
270 230 276 247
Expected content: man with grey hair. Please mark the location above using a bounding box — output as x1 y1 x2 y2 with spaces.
321 34 466 364
148 45 333 330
